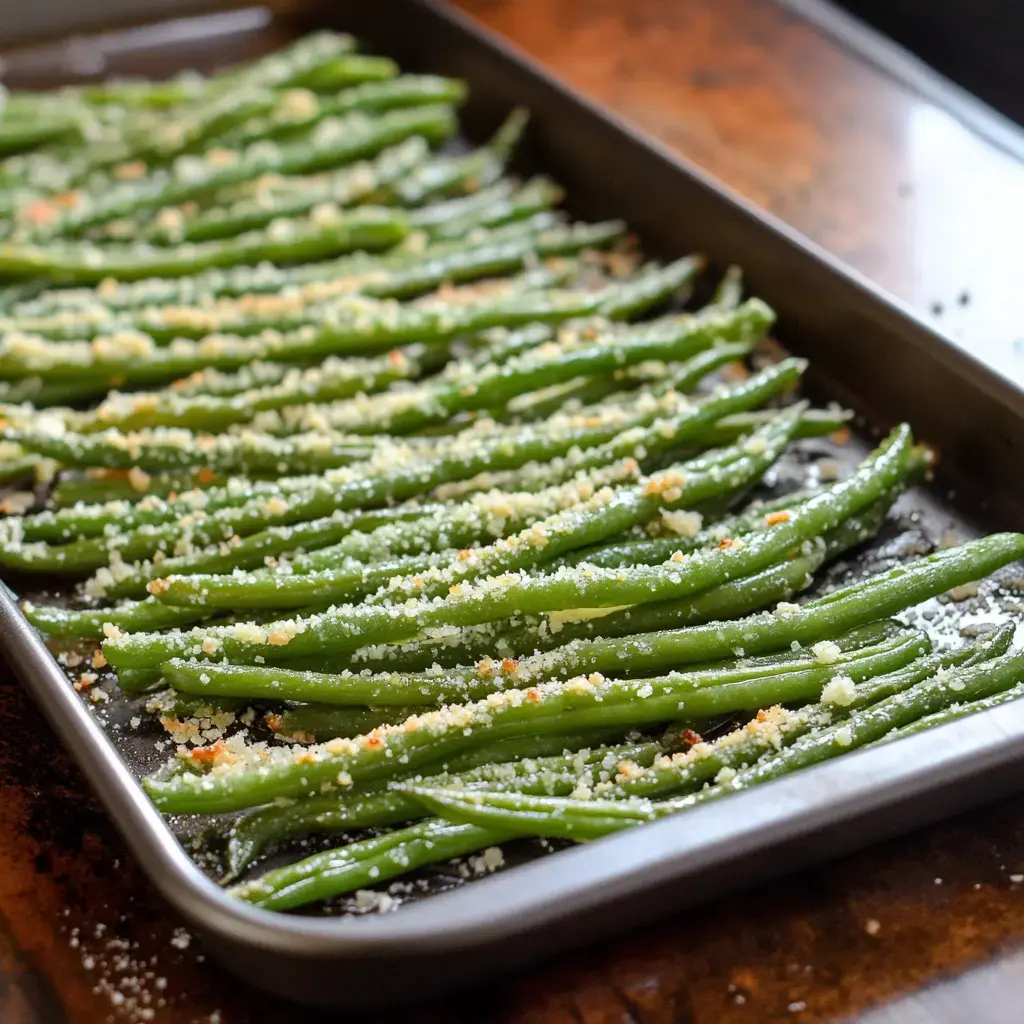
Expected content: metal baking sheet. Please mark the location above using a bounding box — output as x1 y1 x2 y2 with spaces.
2 0 1024 1007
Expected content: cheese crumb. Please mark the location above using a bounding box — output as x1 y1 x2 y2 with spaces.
127 466 151 493
947 582 980 602
353 889 397 913
774 601 801 618
821 675 856 707
834 725 853 746
811 640 842 665
659 508 702 538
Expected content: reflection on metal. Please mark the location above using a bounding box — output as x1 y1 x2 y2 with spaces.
0 2 264 52
774 0 1024 165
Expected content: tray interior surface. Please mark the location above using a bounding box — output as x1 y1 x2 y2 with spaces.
1 0 1023 1003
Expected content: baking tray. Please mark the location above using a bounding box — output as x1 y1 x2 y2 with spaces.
2 0 1024 1008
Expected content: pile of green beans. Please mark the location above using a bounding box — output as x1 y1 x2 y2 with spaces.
2 30 1021 917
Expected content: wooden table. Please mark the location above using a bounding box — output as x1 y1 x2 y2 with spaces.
2 1 1024 1020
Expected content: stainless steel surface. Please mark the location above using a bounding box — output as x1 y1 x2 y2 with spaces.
0 0 241 48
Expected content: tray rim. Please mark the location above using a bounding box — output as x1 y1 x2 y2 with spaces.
7 580 1024 957
0 0 1023 989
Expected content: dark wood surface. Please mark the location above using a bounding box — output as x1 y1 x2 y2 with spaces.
3 0 1024 1020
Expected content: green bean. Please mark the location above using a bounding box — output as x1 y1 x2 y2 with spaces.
127 89 282 165
494 372 654 426
81 32 355 110
151 544 464 610
116 667 179 695
662 649 1024 806
522 499 885 647
231 819 510 910
558 506 801 571
389 108 528 206
165 361 296 398
0 259 689 385
1 37 356 169
269 704 425 743
25 105 456 241
4 373 723 576
340 488 894 676
5 426 382 475
60 76 209 108
0 448 37 487
869 680 1024 746
145 137 429 244
0 281 46 312
101 53 402 172
225 791 428 883
413 176 564 239
489 532 1024 686
8 214 592 317
0 118 80 158
595 626 1013 803
500 339 755 423
673 407 851 450
91 90 291 178
276 291 771 439
21 597 211 638
6 500 428 579
558 463 894 576
10 400 649 549
48 469 230 509
104 421 914 670
81 354 795 598
146 253 688 343
406 649 1024 842
368 220 625 301
221 739 649 880
144 625 925 813
348 551 821 676
0 205 409 287
164 624 893 709
143 690 249 720
280 469 643 587
440 385 800 500
440 357 813 505
288 53 398 92
711 265 744 310
20 472 333 544
226 75 468 148
5 434 597 568
160 619 880 706
77 348 444 435
151 410 800 612
0 374 122 406
101 465 643 599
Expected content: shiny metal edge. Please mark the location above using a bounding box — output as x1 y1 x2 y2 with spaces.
772 0 1024 166
5 585 1024 955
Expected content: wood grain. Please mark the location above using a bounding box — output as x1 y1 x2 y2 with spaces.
453 0 1024 387
3 0 1024 1020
